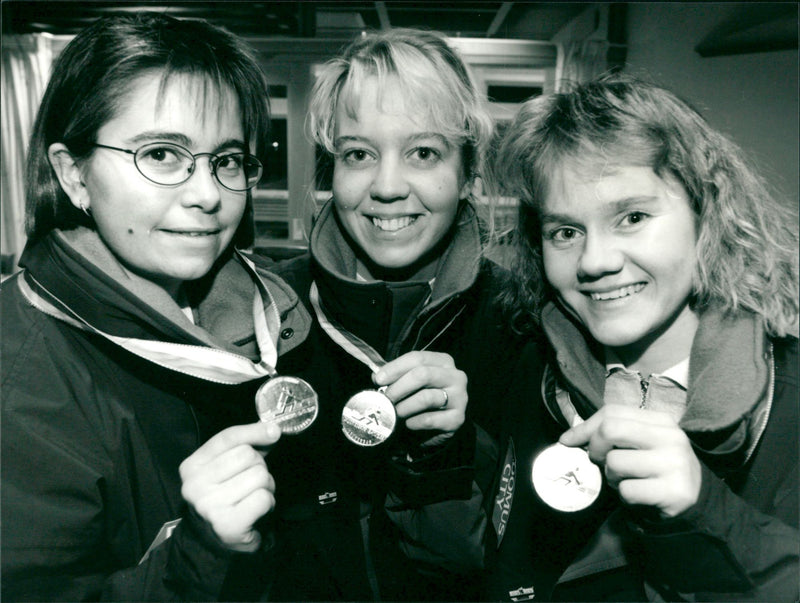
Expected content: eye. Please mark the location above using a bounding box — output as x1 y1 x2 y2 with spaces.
137 144 187 172
215 153 245 173
620 211 650 227
408 146 442 166
340 149 374 166
543 225 584 247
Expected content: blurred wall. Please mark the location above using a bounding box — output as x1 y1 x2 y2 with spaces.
623 2 799 207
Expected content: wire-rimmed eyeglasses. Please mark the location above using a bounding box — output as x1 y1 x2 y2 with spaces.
92 141 263 192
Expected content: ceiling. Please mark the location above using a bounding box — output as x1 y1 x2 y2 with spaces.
3 1 592 41
5 2 795 56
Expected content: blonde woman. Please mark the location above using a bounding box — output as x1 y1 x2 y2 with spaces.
266 28 540 600
491 74 798 601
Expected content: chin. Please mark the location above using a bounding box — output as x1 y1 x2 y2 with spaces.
367 250 423 270
586 323 646 349
169 264 217 283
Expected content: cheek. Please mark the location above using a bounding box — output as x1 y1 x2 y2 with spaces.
223 194 248 221
542 248 566 286
657 224 698 276
332 169 363 208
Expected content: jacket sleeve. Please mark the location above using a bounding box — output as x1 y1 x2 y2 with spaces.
102 510 240 601
630 462 799 601
1 400 242 602
0 305 243 601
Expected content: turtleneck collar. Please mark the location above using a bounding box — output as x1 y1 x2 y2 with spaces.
542 300 771 438
19 227 261 356
309 198 483 307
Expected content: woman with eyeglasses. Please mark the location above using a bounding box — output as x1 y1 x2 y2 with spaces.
1 13 311 601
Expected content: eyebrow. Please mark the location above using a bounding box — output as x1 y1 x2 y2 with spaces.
333 132 452 150
127 131 246 153
541 195 660 223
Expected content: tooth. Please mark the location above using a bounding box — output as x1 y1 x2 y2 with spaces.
372 216 414 231
591 284 644 301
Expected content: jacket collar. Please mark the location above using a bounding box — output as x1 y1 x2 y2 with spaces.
309 198 483 308
542 301 771 449
19 227 308 357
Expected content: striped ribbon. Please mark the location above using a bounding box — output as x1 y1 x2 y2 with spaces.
18 251 279 385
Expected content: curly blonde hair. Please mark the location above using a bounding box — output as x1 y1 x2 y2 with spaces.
495 74 798 337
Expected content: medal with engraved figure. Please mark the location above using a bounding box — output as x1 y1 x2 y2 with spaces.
531 443 602 512
310 282 401 447
256 375 319 434
341 388 397 446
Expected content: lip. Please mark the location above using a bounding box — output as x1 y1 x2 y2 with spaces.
159 228 221 236
583 282 647 301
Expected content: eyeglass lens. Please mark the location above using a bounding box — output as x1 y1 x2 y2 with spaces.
134 142 262 191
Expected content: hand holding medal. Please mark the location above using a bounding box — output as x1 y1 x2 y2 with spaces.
180 421 281 552
373 350 467 443
310 282 466 447
556 405 702 518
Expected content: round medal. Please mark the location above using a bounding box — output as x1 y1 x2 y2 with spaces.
255 376 318 435
341 389 396 446
531 443 602 512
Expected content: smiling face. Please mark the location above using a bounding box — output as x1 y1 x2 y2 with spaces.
62 72 249 297
332 76 471 278
541 163 700 370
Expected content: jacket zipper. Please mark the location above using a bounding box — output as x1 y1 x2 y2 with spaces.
743 343 775 465
401 297 464 356
639 376 650 409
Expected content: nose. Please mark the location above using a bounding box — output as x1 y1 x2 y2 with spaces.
369 155 410 202
181 157 222 212
577 232 624 280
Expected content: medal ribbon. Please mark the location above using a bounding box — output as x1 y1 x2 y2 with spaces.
309 280 465 374
18 251 280 385
309 281 385 373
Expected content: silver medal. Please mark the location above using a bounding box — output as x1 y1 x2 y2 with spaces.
531 443 602 512
341 389 396 446
255 376 318 435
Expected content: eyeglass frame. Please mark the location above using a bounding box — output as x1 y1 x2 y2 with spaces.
91 141 264 192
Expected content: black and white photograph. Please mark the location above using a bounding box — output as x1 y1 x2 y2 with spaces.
1 3 797 601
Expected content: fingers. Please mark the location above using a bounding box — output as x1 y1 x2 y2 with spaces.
373 351 467 433
374 351 455 384
558 406 702 517
182 421 281 470
179 422 280 550
559 405 677 463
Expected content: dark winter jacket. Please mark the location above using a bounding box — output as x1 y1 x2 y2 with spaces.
268 200 537 601
1 228 311 602
486 302 799 602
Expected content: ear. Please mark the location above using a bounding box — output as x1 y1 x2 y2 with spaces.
48 143 90 211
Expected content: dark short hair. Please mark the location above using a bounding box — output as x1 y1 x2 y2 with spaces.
25 12 270 245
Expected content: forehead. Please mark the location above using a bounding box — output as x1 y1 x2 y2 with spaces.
544 163 687 212
336 73 459 136
102 71 243 141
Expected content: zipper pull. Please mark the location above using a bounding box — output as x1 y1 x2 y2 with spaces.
639 377 650 409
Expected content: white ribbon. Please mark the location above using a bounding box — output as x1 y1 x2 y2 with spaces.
18 252 280 385
309 281 384 373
